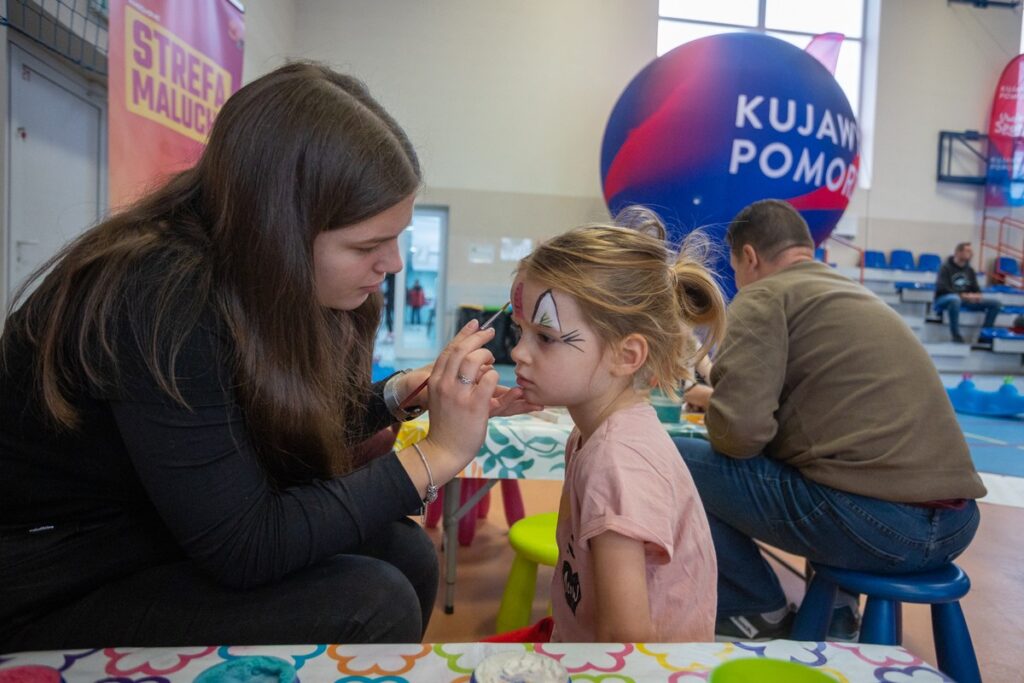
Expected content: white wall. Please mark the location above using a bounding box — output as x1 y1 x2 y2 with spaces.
291 0 656 199
4 0 1016 306
284 0 1020 279
242 0 299 83
288 0 657 331
840 0 1021 265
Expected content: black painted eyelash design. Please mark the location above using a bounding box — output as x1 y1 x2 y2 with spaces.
560 329 585 352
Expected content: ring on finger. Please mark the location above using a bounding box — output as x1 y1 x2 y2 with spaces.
457 373 474 385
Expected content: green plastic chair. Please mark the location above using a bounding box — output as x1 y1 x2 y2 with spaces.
495 512 559 632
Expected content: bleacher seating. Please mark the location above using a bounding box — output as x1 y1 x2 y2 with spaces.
884 253 1024 368
863 250 888 269
814 247 827 262
894 282 934 292
978 327 1024 353
889 249 914 271
917 252 942 272
997 256 1021 277
809 247 1024 369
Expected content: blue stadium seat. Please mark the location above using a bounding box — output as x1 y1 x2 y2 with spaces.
863 250 888 269
917 253 942 271
894 281 933 291
889 249 914 271
997 256 1021 277
814 247 827 262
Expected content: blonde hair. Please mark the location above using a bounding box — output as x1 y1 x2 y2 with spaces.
517 207 726 400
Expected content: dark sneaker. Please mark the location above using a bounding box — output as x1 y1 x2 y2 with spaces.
952 333 966 344
715 609 794 641
827 605 861 642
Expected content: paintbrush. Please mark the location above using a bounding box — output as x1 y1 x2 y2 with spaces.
398 301 511 410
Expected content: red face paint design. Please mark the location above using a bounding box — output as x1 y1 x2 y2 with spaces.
512 281 524 319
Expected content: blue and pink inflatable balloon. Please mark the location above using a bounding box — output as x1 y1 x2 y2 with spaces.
601 33 859 294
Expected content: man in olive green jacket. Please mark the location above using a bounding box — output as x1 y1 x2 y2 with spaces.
676 199 985 641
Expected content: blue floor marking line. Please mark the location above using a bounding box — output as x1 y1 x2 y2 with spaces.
965 445 1024 478
963 432 1008 444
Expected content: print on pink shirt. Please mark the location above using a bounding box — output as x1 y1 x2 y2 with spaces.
562 536 581 614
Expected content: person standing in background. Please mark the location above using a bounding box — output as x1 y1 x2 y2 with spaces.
408 279 426 326
383 272 396 341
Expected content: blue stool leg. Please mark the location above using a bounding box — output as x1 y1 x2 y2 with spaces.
932 602 981 683
861 597 898 645
894 601 903 644
792 576 837 640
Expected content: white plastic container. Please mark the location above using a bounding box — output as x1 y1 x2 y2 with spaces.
470 651 570 683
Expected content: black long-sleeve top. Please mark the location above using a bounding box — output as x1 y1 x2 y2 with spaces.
0 307 421 641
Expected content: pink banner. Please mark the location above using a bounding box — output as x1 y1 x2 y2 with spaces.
986 53 1024 207
108 0 244 209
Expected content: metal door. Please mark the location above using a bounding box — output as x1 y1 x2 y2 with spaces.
7 43 106 304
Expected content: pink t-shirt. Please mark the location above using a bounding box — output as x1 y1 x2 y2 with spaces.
549 402 717 642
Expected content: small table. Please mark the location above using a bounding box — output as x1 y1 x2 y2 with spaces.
432 414 707 613
0 640 950 681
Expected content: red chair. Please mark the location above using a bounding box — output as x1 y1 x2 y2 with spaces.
424 479 526 546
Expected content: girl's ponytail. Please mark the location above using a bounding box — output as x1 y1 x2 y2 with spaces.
672 256 727 365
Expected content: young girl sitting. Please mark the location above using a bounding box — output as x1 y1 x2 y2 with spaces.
509 209 726 643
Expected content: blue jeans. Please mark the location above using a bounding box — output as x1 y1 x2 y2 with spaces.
675 437 981 618
933 293 1001 337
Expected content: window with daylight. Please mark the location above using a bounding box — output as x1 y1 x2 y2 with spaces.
658 0 866 119
657 0 874 187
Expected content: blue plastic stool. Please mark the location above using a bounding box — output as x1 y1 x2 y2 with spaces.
792 562 980 683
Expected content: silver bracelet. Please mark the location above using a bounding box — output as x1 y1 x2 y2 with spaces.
412 441 439 507
383 369 425 422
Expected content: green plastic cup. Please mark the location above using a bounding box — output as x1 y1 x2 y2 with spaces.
709 658 837 683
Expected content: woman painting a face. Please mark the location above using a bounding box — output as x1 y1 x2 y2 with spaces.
0 61 535 650
312 195 412 311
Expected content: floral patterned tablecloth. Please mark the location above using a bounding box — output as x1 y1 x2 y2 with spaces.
0 640 952 682
397 414 706 481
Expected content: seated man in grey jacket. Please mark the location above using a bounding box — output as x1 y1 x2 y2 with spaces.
933 242 1001 343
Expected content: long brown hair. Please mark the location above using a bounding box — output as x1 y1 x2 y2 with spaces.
3 62 421 481
516 207 727 400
